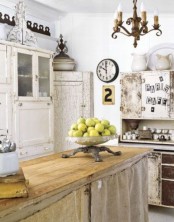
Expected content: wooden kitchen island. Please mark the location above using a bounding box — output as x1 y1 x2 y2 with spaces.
0 146 150 222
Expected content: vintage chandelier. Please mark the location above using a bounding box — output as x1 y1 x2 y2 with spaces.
112 0 162 48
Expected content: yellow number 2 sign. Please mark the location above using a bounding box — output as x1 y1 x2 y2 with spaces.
102 85 115 105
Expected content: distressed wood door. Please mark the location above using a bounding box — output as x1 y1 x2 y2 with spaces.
121 73 142 118
54 72 94 152
141 71 170 118
54 81 84 152
148 152 161 205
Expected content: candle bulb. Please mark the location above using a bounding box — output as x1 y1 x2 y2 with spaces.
117 2 122 23
113 10 118 19
154 9 159 26
140 2 146 23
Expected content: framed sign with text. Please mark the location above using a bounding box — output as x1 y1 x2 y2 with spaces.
102 85 115 105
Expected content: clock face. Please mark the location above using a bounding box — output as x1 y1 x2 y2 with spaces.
96 59 119 83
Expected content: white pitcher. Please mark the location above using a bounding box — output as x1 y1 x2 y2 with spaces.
131 53 148 72
155 53 173 70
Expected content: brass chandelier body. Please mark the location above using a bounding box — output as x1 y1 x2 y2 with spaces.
112 0 162 48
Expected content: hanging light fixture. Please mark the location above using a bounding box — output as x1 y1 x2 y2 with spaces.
112 0 162 48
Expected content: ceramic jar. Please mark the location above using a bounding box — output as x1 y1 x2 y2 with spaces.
0 152 19 177
131 53 148 72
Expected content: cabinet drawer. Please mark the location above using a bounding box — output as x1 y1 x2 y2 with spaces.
162 165 174 179
162 180 174 206
162 154 174 164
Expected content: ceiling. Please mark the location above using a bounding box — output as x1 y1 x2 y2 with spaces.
31 0 174 14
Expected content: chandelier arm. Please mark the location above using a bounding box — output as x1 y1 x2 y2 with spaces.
119 25 132 35
140 28 162 36
112 30 131 38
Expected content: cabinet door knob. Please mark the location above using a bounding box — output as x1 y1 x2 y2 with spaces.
18 103 23 106
141 107 146 111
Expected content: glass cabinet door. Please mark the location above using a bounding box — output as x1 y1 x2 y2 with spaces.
38 56 50 97
18 53 33 97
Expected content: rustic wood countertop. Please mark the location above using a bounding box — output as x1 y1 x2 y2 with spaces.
0 146 151 222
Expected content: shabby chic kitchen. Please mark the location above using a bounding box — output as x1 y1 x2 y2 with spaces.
0 0 174 222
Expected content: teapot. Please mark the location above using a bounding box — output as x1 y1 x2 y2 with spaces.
131 53 148 72
155 53 173 70
0 137 16 153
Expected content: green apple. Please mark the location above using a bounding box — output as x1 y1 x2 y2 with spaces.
95 123 104 133
101 120 110 129
87 126 95 133
83 132 89 137
78 123 87 132
71 123 78 130
68 130 74 137
77 117 86 124
85 118 95 127
92 117 100 124
89 129 100 137
102 129 111 136
73 130 83 137
108 125 116 135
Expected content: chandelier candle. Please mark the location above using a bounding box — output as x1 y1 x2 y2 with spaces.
140 2 146 23
154 9 159 26
112 0 162 48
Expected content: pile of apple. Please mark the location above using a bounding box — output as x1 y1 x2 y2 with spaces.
68 117 116 137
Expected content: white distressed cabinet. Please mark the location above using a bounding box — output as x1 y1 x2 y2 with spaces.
120 70 174 208
0 40 54 159
120 70 174 145
53 71 94 152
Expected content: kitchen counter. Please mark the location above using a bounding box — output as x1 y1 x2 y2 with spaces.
0 146 151 222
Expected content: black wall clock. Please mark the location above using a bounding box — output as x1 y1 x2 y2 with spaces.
96 58 119 83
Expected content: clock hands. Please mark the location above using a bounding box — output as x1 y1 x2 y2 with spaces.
105 61 108 75
99 65 107 72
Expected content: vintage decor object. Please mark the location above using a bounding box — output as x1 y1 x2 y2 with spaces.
0 12 50 36
62 135 121 162
131 53 148 71
96 58 119 83
155 53 173 70
138 129 153 140
53 34 76 71
102 85 115 105
147 43 174 70
7 0 37 46
112 0 162 48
